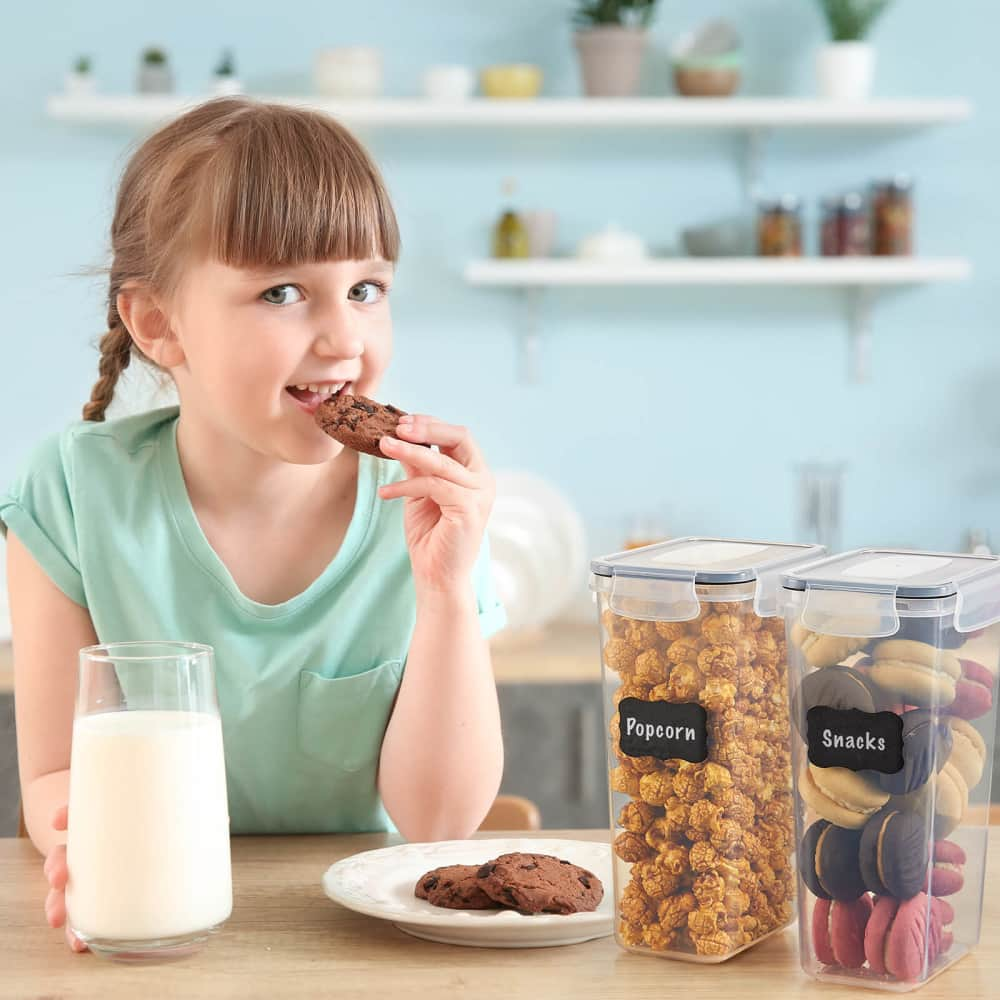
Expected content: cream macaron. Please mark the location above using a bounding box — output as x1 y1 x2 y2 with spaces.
800 764 891 829
869 640 960 708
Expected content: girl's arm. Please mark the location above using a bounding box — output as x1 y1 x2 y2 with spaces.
375 417 503 841
6 531 98 855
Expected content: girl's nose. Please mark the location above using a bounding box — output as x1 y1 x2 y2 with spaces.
313 317 364 359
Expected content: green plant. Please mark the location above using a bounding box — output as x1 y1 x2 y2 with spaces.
817 0 891 42
74 55 92 74
573 0 658 29
215 49 235 76
142 47 167 65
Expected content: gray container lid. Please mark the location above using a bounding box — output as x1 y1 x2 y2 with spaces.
591 537 826 620
782 548 1000 636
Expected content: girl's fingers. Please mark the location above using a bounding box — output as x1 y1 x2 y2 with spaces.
395 416 484 471
379 436 478 489
46 887 66 928
52 806 68 832
66 925 88 953
46 849 69 891
379 476 469 510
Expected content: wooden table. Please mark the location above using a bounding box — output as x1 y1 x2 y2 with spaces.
2 830 997 999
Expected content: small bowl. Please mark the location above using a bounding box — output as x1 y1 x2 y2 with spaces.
682 218 752 257
480 64 543 99
673 63 741 97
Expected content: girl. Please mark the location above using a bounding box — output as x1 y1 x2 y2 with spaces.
1 97 506 952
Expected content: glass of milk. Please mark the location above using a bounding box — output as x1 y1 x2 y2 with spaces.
65 642 232 962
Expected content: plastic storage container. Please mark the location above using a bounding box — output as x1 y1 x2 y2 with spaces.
592 536 825 961
781 549 1000 990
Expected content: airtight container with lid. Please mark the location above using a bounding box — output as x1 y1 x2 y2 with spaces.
781 549 1000 990
591 536 825 961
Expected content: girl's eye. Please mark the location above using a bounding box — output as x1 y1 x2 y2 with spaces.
261 284 303 306
348 281 387 304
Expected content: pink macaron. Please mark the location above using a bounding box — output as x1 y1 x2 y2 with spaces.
925 840 967 897
813 895 873 969
949 659 995 720
864 893 948 982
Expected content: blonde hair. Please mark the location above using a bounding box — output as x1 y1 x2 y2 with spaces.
83 97 400 422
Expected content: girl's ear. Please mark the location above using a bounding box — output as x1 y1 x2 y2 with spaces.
116 286 186 369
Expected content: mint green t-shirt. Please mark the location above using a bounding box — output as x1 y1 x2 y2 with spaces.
0 407 506 834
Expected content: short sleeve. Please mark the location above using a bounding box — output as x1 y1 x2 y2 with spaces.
472 533 506 639
0 430 87 607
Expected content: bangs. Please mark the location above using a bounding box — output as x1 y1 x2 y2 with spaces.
186 105 400 270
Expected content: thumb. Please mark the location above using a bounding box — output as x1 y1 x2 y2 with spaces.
53 806 68 832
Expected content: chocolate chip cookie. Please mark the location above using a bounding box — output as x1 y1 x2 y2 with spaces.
314 392 407 458
475 853 604 915
414 864 501 910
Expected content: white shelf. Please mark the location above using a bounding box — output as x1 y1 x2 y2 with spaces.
465 258 971 385
46 94 972 130
464 257 971 288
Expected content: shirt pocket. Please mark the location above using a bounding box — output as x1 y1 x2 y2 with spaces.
296 659 404 772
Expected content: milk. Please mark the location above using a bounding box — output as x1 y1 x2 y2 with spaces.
66 710 232 942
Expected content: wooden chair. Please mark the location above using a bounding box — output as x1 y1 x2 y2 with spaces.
478 794 541 832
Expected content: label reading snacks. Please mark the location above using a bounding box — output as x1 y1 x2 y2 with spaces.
807 706 904 774
618 698 708 763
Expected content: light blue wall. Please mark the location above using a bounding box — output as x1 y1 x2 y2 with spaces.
1 1 996 559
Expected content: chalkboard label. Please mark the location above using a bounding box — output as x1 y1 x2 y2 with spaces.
807 706 904 774
618 698 708 763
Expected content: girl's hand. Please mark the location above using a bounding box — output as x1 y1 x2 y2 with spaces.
377 415 494 597
43 805 88 953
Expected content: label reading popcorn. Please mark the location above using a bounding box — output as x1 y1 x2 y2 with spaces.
619 698 708 763
807 706 904 774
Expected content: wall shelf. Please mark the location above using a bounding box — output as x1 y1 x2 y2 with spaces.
463 257 972 384
46 94 971 130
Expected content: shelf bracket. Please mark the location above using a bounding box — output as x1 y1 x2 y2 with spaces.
518 287 543 384
847 286 875 383
741 128 768 203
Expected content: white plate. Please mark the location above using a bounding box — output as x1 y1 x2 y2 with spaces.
322 837 613 948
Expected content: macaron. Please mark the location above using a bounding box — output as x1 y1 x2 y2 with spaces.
877 709 952 796
949 659 995 720
793 623 871 668
801 764 891 830
925 840 966 897
812 895 873 969
801 819 867 900
793 664 879 737
870 640 960 709
891 762 968 840
859 808 929 899
863 893 949 981
945 717 987 790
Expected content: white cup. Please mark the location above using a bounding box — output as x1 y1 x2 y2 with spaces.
524 211 558 257
314 47 383 98
421 64 475 100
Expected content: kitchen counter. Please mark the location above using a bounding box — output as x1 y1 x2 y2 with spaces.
0 624 603 694
3 829 998 999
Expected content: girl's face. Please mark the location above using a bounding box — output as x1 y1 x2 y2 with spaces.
169 256 394 464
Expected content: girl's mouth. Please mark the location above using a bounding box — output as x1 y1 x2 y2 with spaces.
285 381 352 414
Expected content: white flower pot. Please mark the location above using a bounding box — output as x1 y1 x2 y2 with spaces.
65 71 96 97
816 42 875 101
210 76 243 96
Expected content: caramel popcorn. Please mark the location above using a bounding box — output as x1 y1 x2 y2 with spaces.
604 598 794 960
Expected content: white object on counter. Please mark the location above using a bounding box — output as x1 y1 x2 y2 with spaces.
524 210 558 257
816 42 875 101
421 65 475 100
487 472 587 634
576 224 647 262
314 47 383 98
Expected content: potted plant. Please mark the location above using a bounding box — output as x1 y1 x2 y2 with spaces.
65 55 96 98
210 49 243 96
137 47 174 95
815 0 891 100
573 0 658 98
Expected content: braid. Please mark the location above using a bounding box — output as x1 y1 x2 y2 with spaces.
82 308 133 422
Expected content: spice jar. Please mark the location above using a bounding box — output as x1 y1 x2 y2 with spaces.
871 176 913 256
757 196 803 257
822 193 870 257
